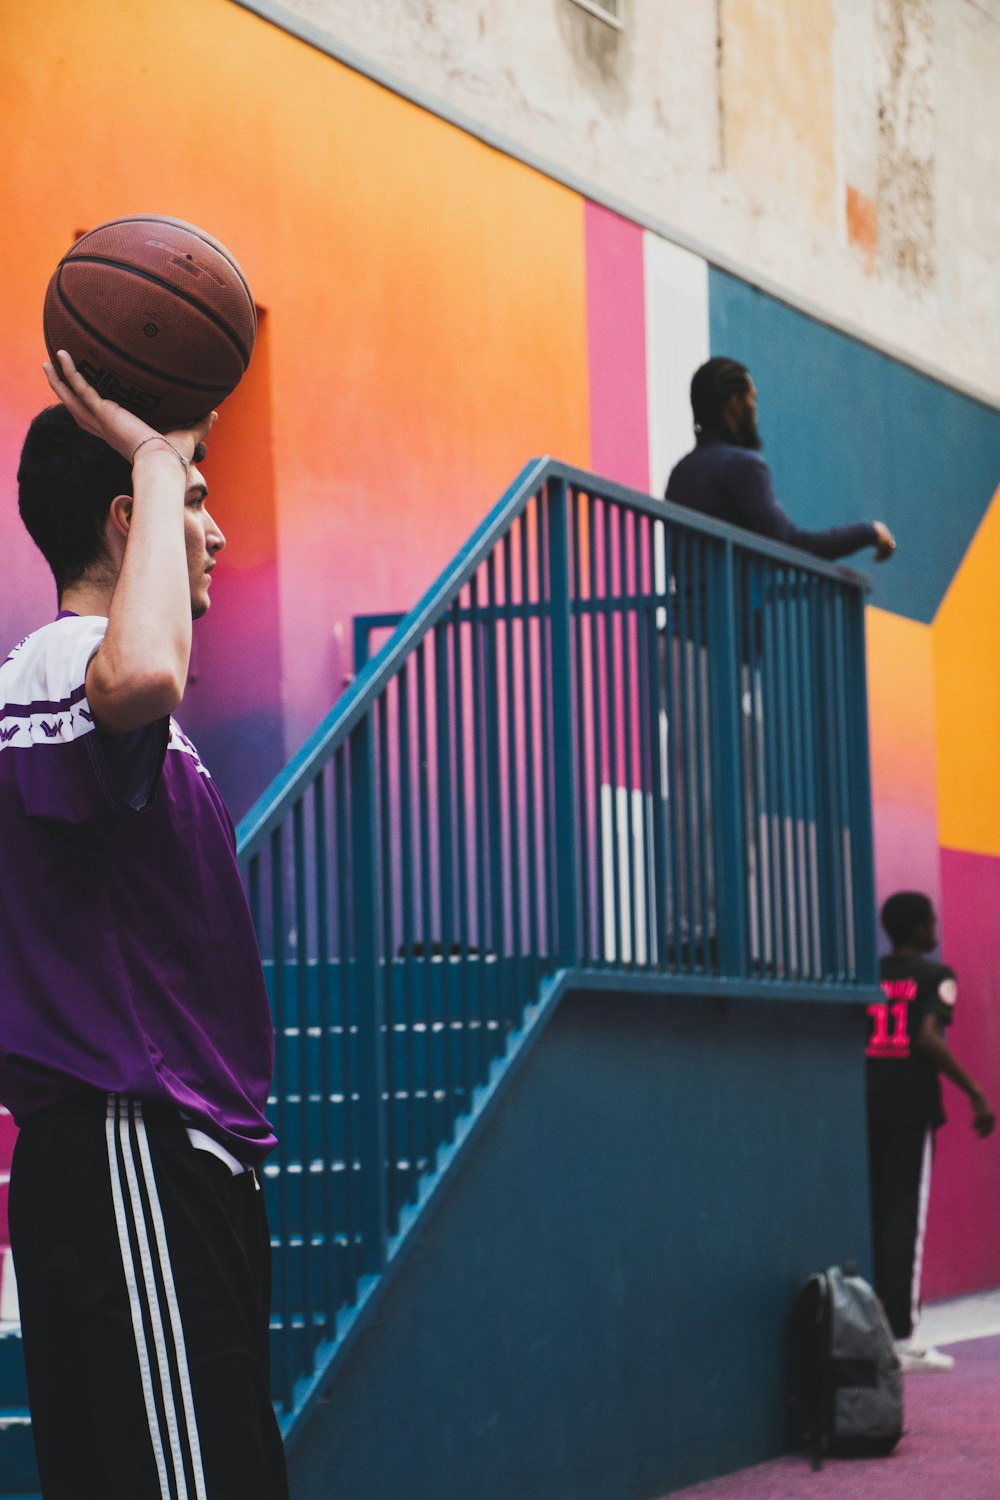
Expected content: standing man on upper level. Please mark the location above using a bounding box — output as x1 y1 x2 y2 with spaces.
666 357 897 564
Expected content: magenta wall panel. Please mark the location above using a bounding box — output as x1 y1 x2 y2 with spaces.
584 203 649 493
922 846 1000 1302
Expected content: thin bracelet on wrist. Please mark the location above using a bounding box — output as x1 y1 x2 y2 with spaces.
130 435 191 473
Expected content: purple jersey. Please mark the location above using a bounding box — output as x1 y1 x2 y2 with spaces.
0 615 276 1164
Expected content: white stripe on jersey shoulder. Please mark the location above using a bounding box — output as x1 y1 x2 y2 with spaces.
938 976 957 1007
168 720 212 778
0 616 107 752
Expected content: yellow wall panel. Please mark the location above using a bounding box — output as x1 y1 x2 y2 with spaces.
934 485 1000 856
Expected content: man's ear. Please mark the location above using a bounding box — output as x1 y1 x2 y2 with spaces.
107 493 134 542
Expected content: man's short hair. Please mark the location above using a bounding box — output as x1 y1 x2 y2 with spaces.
690 357 751 431
880 890 934 945
17 406 133 593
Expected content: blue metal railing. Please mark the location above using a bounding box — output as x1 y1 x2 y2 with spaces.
236 458 878 1430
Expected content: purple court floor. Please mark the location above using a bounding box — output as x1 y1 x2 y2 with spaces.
666 1296 1000 1500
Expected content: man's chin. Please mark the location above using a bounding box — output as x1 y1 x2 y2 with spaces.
191 597 210 621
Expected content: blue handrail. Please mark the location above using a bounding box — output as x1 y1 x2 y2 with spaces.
235 457 878 1431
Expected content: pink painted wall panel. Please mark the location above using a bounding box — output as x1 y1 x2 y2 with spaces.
921 846 1000 1302
584 203 650 493
870 803 942 936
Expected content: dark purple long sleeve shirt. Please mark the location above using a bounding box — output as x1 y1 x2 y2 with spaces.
665 432 876 561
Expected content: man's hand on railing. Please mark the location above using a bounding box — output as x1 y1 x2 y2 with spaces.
872 521 897 563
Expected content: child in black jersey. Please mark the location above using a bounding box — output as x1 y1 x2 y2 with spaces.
867 891 995 1372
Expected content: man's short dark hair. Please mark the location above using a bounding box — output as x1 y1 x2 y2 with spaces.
880 891 934 946
17 405 132 594
690 357 751 432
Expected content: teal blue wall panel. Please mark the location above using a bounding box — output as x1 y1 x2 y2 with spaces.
708 269 1000 623
289 990 871 1500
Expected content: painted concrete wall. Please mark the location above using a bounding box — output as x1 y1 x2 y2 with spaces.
288 990 872 1499
269 0 1000 407
2 0 1000 1321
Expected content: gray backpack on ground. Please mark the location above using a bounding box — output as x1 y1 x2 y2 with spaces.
787 1261 903 1463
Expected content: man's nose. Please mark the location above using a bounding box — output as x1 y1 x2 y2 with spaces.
206 511 226 554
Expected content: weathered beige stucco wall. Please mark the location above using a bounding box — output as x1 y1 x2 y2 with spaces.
266 0 999 405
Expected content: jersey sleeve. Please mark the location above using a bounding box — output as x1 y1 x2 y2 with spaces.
929 965 957 1027
8 617 167 822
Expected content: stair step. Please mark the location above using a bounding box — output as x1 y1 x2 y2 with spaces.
0 1329 27 1408
0 1406 38 1494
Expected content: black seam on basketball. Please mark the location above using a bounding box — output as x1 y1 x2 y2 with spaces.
69 219 255 322
59 254 252 367
53 270 233 394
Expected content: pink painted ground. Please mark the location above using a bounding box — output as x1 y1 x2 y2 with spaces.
666 1335 1000 1499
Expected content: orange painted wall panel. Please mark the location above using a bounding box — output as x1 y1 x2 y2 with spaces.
0 0 590 762
865 606 941 922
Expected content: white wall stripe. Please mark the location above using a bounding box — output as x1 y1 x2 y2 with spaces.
118 1103 192 1500
643 233 710 502
135 1108 209 1500
105 1099 173 1500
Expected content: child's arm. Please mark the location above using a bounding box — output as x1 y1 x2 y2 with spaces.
916 1014 996 1137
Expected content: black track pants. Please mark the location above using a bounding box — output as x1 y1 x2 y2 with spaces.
9 1095 289 1500
868 1119 934 1342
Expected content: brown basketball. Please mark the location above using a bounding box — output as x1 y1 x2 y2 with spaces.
42 214 256 432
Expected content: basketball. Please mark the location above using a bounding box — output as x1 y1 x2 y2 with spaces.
42 214 256 432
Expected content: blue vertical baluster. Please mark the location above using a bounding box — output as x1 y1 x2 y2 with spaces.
451 591 474 1110
415 638 436 1175
349 711 388 1280
434 621 456 1150
547 477 579 965
707 540 749 979
396 662 417 1210
618 504 638 965
676 533 698 971
537 488 558 967
485 547 506 1051
744 556 768 976
269 823 292 1408
645 518 670 974
332 750 357 1303
796 574 820 978
632 510 656 967
587 493 608 967
600 497 623 967
845 591 877 985
760 566 783 974
469 566 490 1073
572 490 594 965
311 768 337 1328
291 796 314 1367
818 580 846 979
521 498 542 978
794 571 813 975
503 526 525 1010
773 567 797 978
376 693 399 1231
659 524 683 972
691 539 714 971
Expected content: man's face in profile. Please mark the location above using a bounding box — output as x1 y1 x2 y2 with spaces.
736 381 762 450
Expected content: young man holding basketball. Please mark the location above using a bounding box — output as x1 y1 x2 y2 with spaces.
2 352 289 1499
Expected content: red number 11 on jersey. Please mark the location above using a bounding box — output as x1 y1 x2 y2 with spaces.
866 979 916 1059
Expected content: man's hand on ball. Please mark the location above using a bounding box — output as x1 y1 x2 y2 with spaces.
43 349 216 467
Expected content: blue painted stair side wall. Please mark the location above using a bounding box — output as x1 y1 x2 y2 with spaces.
288 987 870 1500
